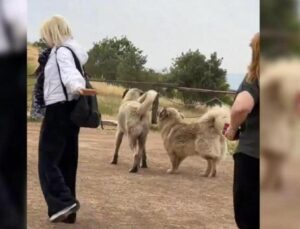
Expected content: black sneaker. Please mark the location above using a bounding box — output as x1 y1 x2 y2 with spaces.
49 203 79 223
62 213 76 224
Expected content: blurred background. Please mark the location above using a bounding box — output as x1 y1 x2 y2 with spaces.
0 0 26 229
261 0 300 228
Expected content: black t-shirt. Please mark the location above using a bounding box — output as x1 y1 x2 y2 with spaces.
235 77 259 159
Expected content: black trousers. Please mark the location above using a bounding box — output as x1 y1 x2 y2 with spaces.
38 101 80 217
233 153 259 229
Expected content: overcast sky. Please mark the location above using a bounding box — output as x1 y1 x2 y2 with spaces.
28 0 259 74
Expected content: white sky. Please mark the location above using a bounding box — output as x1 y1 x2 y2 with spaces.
28 0 259 74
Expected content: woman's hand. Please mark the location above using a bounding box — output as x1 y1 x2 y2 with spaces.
224 125 238 141
78 88 97 96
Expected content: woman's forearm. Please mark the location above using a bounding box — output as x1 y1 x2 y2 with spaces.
230 91 255 130
230 108 249 130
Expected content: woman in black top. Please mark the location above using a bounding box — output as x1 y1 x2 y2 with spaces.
224 33 259 229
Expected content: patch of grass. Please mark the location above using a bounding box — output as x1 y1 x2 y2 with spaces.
27 117 42 123
27 44 38 114
227 141 238 155
91 81 125 97
27 44 39 75
27 77 36 109
98 95 121 117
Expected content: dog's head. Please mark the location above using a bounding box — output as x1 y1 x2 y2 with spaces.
122 88 144 101
261 58 300 116
158 107 184 125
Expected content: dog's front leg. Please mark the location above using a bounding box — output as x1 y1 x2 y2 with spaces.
111 130 124 164
203 159 212 177
140 135 148 168
211 160 217 177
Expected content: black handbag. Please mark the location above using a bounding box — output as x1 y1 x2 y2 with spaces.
55 46 102 128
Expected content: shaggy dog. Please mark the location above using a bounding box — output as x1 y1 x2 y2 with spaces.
158 106 230 177
111 88 158 173
261 59 300 189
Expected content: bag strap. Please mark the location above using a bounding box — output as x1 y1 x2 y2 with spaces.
55 48 68 101
55 46 85 101
60 46 85 76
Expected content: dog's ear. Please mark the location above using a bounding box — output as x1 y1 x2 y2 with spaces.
139 89 144 96
261 75 281 103
159 108 168 119
122 89 129 98
180 112 185 119
208 116 216 128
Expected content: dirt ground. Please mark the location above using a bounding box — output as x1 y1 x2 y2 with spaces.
27 122 236 229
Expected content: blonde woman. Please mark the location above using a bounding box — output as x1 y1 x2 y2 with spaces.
38 16 96 223
224 33 259 229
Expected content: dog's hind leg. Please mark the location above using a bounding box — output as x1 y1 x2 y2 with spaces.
167 153 180 174
203 159 212 177
211 159 217 177
263 154 284 190
140 135 148 168
141 149 148 168
129 137 140 173
111 130 124 164
176 156 185 170
261 150 285 190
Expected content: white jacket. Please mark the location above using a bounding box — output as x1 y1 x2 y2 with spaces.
43 38 88 106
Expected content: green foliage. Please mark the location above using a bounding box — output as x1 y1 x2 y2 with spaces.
261 0 300 56
261 0 298 30
169 50 230 104
84 36 231 104
85 36 147 80
32 38 48 50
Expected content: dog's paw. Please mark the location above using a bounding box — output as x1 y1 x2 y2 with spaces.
110 156 118 165
129 167 138 173
167 169 174 174
211 170 217 177
141 163 148 168
110 160 118 165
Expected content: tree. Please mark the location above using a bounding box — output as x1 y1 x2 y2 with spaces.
32 38 48 50
85 37 147 80
261 0 300 56
117 49 145 81
169 50 230 104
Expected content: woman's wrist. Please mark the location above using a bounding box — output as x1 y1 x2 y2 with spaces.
225 126 238 141
76 87 84 95
229 124 239 132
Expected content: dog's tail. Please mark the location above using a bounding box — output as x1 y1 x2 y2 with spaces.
198 105 230 135
137 90 158 117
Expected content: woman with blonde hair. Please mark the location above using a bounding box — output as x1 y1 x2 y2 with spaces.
38 15 96 223
224 33 259 228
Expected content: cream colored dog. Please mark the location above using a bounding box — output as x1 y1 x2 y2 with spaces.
261 59 300 189
158 106 230 177
111 88 158 173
